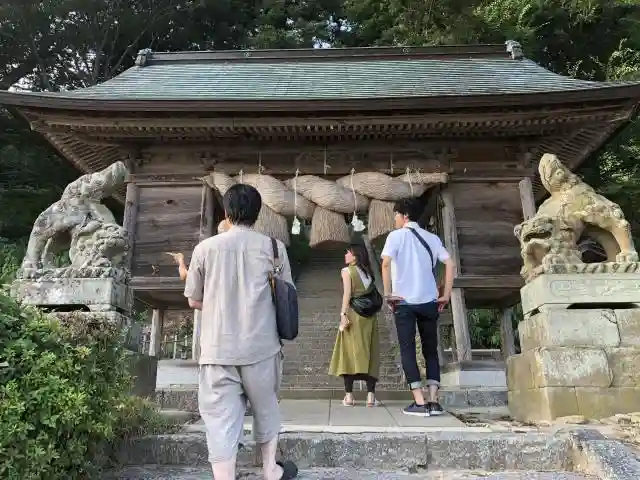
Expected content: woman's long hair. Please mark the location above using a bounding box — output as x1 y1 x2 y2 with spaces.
349 243 374 280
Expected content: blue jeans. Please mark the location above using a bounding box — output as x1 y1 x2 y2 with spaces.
394 301 440 390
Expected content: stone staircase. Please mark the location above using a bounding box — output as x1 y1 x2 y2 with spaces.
105 427 612 479
280 248 403 392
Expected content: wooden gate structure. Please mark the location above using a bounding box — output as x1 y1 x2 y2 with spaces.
3 42 640 391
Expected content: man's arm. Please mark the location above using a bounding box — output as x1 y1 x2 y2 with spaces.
381 256 393 297
184 246 204 310
435 239 455 309
380 232 400 301
440 257 455 302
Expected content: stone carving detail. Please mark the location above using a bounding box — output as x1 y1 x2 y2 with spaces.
17 161 129 281
514 153 640 283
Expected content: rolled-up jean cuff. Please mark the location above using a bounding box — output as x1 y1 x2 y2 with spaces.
409 381 423 390
426 379 440 387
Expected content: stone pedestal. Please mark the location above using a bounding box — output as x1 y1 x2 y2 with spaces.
441 360 507 388
11 276 157 397
11 277 132 313
508 273 640 422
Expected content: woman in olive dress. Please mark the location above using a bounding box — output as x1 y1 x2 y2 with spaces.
328 243 381 407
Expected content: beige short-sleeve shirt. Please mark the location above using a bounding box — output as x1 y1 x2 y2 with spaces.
184 225 293 365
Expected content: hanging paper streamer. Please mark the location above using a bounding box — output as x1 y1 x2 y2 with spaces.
349 168 365 232
323 147 331 175
291 169 301 235
406 167 414 196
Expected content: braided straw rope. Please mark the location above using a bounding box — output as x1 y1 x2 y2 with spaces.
202 171 448 247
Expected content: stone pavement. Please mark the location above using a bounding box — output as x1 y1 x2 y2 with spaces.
108 466 596 479
182 399 492 434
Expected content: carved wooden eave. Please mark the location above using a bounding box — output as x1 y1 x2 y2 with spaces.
0 43 639 202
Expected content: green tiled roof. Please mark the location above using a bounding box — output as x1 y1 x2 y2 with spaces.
25 45 640 102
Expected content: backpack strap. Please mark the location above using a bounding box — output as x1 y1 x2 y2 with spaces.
407 227 436 275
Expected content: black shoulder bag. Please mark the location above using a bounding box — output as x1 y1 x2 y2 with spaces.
268 238 299 341
349 269 384 318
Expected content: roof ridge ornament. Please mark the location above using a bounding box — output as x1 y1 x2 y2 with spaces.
505 40 523 60
135 48 153 67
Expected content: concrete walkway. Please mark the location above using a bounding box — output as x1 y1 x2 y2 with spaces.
183 399 491 434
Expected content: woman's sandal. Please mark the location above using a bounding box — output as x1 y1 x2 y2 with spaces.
342 394 355 407
277 460 299 479
367 394 381 407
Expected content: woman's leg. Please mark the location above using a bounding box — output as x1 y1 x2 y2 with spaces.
365 376 377 393
343 375 355 406
343 375 355 393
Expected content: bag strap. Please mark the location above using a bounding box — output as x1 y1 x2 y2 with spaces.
407 227 436 274
270 237 283 274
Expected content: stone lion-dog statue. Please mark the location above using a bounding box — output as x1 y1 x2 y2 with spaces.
17 161 129 279
514 153 639 283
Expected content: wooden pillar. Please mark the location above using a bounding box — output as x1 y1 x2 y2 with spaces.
192 184 215 361
440 188 472 362
518 177 536 220
123 181 139 274
199 184 216 241
149 308 165 357
500 307 516 359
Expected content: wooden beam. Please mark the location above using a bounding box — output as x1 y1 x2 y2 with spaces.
149 308 165 357
35 103 629 130
440 188 472 362
453 275 523 289
129 274 523 292
519 177 537 220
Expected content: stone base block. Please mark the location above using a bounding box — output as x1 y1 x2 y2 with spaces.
509 386 640 423
518 309 621 352
508 345 640 421
521 273 640 316
440 360 506 388
11 277 132 312
127 352 158 398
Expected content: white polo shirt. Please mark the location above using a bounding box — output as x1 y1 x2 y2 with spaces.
381 222 450 305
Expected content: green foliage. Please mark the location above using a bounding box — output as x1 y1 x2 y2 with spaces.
0 291 165 479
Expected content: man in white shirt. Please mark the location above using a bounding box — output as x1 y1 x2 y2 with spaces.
381 198 455 417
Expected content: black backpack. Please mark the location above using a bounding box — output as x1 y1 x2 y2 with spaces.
268 238 299 341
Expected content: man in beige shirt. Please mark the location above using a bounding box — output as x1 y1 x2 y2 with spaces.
185 183 298 480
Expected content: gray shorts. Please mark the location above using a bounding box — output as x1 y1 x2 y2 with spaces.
198 352 283 462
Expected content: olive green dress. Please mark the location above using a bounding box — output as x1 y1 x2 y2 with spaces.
328 265 380 379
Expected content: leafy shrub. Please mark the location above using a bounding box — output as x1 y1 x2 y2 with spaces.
0 290 159 479
0 240 22 285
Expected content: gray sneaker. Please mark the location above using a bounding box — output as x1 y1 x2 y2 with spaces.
402 402 429 417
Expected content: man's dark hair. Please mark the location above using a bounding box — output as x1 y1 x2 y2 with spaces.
393 198 423 222
223 184 262 226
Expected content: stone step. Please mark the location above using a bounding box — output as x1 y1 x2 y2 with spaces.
104 466 595 479
112 432 571 471
153 387 507 412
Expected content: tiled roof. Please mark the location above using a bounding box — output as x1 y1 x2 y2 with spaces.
21 44 640 101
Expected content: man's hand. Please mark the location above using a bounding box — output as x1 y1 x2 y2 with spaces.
436 294 450 313
385 295 403 312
